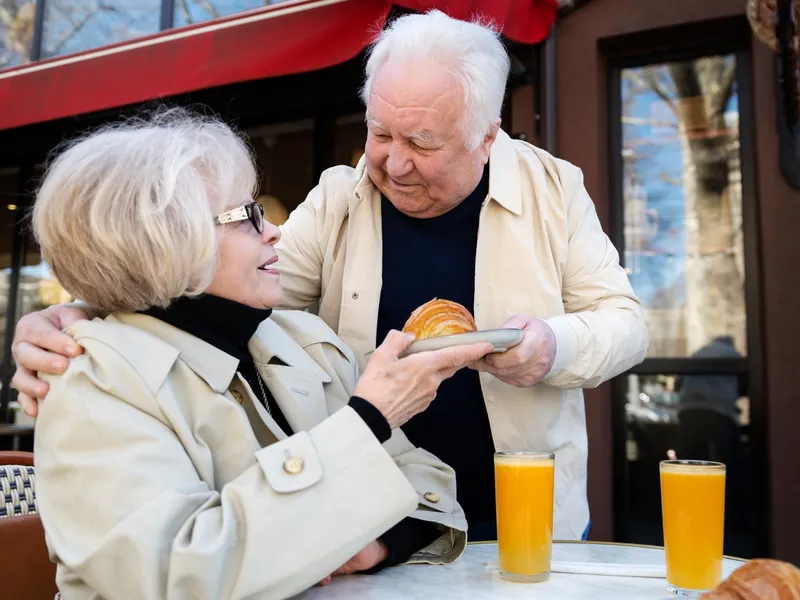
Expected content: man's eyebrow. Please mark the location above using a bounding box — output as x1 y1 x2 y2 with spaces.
366 117 386 129
408 129 437 144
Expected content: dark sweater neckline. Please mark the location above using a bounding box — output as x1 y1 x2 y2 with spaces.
142 294 272 363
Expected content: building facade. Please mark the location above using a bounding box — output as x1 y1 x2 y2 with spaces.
1 0 798 565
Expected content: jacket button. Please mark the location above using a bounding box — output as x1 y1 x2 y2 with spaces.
423 492 440 504
283 456 305 475
230 390 244 404
352 292 359 299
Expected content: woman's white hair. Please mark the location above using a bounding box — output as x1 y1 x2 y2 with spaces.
360 9 511 150
33 107 257 313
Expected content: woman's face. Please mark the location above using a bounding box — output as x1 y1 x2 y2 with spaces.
205 201 282 310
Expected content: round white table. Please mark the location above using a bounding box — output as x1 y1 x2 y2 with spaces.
295 542 746 599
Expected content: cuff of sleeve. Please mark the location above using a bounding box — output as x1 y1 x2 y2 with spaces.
348 396 391 444
361 518 442 573
543 315 580 381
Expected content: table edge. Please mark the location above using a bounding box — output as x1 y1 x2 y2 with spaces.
466 540 748 563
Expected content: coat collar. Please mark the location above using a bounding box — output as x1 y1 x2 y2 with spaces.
113 313 331 395
248 319 332 384
351 128 523 216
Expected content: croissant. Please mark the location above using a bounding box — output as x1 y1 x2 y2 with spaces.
402 298 477 340
702 559 800 599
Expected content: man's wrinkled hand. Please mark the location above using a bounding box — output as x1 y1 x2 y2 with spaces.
11 304 88 417
471 314 557 388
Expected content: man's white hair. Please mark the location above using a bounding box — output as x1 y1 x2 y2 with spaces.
360 9 511 150
33 108 257 313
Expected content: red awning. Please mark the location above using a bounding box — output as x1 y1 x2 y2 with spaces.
396 0 557 44
0 0 557 132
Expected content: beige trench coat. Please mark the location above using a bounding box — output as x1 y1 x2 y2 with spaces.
275 130 649 540
35 310 467 600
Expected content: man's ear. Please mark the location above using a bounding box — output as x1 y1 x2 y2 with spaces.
480 119 502 162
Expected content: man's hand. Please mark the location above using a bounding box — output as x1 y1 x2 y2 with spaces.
11 305 89 417
471 314 557 388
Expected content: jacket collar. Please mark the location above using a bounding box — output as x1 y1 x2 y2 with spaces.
352 128 522 216
115 313 239 393
114 313 331 395
487 129 523 216
248 319 332 384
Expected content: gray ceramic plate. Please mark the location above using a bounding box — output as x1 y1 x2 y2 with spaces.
367 329 524 359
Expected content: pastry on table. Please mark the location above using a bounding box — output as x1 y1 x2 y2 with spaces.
702 559 800 599
402 298 477 340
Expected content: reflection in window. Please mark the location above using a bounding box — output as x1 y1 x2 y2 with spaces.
1 1 37 69
334 113 367 168
0 171 21 364
248 119 314 218
41 0 160 59
174 0 288 26
621 55 746 358
623 371 754 558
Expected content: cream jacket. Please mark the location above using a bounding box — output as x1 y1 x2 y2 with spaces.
275 130 649 540
35 310 467 600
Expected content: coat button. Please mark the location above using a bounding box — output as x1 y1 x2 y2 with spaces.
352 292 359 299
230 390 244 404
283 456 305 475
423 492 440 504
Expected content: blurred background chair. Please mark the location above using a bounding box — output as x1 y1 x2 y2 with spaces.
0 450 58 600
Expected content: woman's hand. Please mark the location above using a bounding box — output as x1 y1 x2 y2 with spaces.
11 305 88 417
354 330 493 429
317 540 390 585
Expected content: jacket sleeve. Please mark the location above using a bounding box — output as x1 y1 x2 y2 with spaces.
343 351 467 565
274 185 325 311
35 345 419 600
379 429 468 565
543 166 650 389
282 312 469 566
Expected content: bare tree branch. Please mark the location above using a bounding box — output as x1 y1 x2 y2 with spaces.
658 173 683 187
177 0 194 24
644 69 678 114
623 116 678 129
196 1 220 18
710 60 737 120
0 6 14 28
49 11 97 56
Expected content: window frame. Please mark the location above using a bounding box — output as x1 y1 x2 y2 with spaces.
607 38 768 557
22 0 183 64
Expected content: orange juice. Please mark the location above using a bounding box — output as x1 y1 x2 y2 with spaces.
494 452 554 583
660 461 726 593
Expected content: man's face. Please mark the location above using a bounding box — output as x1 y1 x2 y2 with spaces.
364 59 498 219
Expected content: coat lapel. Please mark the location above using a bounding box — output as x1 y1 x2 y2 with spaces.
257 364 329 432
248 319 333 434
336 180 383 364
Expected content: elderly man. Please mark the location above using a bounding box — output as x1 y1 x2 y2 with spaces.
11 10 648 543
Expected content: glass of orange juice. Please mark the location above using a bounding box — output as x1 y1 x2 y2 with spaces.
494 451 555 583
660 460 726 596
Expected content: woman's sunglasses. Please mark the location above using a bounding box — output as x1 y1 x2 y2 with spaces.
213 201 264 233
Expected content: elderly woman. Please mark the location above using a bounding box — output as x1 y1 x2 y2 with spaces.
31 110 492 600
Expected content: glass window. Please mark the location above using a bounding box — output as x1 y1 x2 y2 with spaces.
1 1 37 69
174 0 288 27
334 113 366 168
41 0 161 59
0 170 21 364
621 55 746 358
248 119 314 222
622 372 755 558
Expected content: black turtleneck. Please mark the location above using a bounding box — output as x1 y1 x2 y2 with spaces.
142 294 439 567
377 163 497 540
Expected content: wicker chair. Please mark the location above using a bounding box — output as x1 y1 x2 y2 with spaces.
0 451 59 600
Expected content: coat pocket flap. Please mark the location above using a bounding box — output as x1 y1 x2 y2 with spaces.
255 431 323 493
